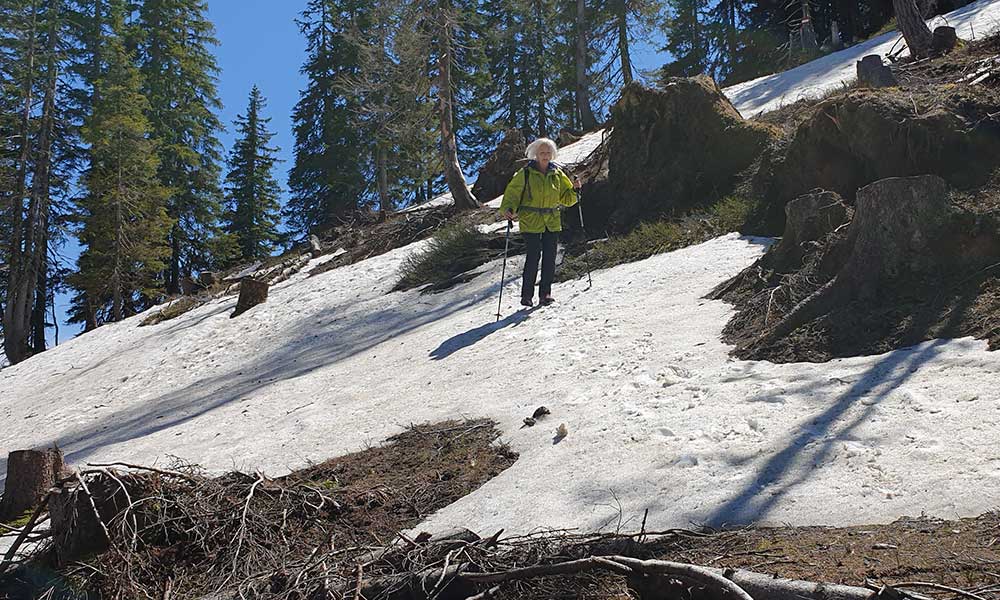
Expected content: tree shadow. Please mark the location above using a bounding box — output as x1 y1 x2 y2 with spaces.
703 286 979 526
0 265 524 490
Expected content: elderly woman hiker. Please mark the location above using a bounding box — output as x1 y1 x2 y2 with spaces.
499 137 581 307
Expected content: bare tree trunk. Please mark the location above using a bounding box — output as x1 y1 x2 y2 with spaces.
3 0 38 365
800 0 818 51
112 165 124 322
436 0 479 210
532 0 547 136
507 17 518 128
894 0 933 57
167 225 181 295
726 0 737 65
376 143 389 217
617 0 633 85
31 235 48 353
28 2 59 354
575 0 598 130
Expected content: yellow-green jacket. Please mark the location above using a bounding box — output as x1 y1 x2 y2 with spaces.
499 163 578 233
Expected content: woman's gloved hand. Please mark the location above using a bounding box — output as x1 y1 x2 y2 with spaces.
503 210 518 221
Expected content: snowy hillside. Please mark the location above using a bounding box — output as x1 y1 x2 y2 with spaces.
5 2 1000 537
4 223 1000 534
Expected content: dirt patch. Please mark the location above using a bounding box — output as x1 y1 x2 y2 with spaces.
0 420 517 599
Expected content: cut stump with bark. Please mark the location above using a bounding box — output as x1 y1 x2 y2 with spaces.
750 175 953 350
857 55 898 88
0 448 64 521
932 26 958 54
49 476 123 566
770 190 850 271
231 277 268 318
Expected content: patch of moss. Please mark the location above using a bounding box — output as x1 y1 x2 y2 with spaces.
3 509 34 529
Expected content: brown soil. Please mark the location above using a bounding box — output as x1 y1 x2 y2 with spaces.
483 512 1000 600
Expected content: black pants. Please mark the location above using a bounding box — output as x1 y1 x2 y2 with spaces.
522 230 558 301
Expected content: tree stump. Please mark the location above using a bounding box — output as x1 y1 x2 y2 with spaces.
198 271 218 288
839 174 952 294
309 234 323 258
750 175 952 349
766 190 850 272
856 55 897 88
932 26 958 54
231 277 268 318
0 447 64 521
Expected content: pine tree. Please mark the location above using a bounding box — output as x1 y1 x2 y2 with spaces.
286 0 369 235
137 0 224 293
661 0 709 78
338 0 439 214
223 85 283 263
1 0 81 363
73 0 171 324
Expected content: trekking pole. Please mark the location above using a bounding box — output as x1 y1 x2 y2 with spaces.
496 219 513 322
576 183 593 288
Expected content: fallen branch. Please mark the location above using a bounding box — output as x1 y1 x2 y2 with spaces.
891 582 990 600
0 491 51 574
85 462 198 483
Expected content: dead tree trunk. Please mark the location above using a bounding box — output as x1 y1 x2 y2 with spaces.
893 0 934 58
574 0 598 130
0 447 64 520
436 0 479 211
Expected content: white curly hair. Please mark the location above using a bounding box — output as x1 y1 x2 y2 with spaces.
525 137 559 161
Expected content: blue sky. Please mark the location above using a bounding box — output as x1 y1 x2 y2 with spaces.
206 0 307 201
48 1 666 346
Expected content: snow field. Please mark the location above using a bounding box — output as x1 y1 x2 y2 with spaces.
3 231 1000 537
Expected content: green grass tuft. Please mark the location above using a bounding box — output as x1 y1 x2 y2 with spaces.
394 225 492 292
558 195 756 282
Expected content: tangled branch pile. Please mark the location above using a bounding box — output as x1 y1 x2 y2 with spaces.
0 420 518 599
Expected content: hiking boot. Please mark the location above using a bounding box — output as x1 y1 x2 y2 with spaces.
540 295 555 305
521 297 534 307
